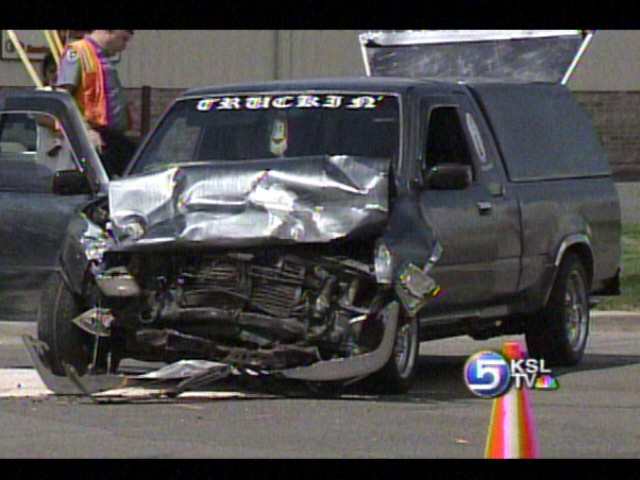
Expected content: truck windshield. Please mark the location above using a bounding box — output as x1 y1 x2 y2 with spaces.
130 92 400 175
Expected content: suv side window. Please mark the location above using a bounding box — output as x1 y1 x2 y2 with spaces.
0 112 76 193
421 104 475 183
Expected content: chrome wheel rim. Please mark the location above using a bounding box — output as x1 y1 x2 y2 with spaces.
565 270 588 351
394 317 417 378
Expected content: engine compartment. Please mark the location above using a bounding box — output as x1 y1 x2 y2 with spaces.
94 241 388 370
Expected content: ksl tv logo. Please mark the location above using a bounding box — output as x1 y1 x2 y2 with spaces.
463 349 560 398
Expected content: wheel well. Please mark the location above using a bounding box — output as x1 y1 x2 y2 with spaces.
559 243 594 289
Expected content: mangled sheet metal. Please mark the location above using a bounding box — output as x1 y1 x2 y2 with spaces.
359 30 594 84
108 155 390 248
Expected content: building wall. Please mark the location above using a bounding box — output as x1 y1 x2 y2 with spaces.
574 92 640 179
1 30 637 90
1 30 640 177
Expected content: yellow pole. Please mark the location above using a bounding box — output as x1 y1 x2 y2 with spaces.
51 30 65 56
43 30 60 66
5 30 44 89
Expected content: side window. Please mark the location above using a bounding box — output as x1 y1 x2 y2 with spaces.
422 105 475 181
0 112 77 193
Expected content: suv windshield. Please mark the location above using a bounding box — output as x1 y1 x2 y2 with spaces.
130 92 400 175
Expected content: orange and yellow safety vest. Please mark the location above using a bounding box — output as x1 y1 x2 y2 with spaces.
67 38 131 131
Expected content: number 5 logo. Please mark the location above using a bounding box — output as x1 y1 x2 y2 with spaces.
472 359 507 390
464 351 511 398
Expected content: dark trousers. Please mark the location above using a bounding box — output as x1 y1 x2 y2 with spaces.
96 127 138 178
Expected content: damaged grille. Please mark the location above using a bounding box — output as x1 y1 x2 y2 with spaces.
183 256 306 318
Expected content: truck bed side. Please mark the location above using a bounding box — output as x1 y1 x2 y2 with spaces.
468 83 621 305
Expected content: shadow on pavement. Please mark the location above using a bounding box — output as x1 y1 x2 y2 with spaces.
8 337 640 406
552 352 640 378
344 350 640 404
359 355 478 404
33 351 640 406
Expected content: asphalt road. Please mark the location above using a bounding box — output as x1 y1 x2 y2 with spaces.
0 315 639 458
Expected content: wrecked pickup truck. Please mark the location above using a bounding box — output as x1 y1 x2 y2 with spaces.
0 30 621 395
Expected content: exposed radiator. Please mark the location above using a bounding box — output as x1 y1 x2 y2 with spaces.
183 257 306 318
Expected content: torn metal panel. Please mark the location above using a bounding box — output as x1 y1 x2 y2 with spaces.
24 296 398 395
23 335 128 395
108 155 390 248
395 263 441 317
136 359 229 380
71 308 115 337
280 300 399 381
359 30 593 84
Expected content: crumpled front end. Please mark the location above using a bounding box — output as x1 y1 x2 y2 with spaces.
108 155 390 248
94 245 400 380
51 157 442 393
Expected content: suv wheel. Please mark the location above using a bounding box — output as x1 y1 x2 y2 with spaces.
526 254 590 366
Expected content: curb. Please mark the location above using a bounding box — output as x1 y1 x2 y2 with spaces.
0 322 36 345
591 311 640 331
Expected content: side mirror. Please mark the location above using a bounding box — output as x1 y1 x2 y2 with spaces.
53 170 93 196
424 163 472 190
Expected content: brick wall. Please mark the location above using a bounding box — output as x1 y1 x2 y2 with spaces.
573 92 640 180
126 87 182 138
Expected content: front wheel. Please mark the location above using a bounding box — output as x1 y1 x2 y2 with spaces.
37 272 94 376
368 307 420 394
525 254 590 366
38 274 121 376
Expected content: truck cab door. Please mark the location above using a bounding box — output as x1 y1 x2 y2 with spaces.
0 90 107 320
415 94 520 314
453 91 522 300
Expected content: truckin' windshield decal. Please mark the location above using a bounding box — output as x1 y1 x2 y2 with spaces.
196 94 387 111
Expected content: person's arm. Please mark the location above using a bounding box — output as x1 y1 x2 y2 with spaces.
55 47 81 93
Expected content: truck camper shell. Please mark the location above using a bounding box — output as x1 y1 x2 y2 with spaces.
359 30 594 85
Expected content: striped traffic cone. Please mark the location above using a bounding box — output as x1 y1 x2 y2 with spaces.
485 341 540 459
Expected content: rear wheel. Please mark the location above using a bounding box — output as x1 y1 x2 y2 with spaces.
525 254 590 366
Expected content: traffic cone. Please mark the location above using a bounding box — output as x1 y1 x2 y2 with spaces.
485 341 540 459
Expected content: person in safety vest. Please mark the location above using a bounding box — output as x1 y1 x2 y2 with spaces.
56 30 136 178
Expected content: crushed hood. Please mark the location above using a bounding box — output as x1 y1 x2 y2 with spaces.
108 155 390 248
359 30 594 84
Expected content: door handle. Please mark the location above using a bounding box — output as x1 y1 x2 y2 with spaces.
477 201 492 214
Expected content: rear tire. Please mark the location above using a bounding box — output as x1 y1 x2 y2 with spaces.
37 272 94 376
525 254 590 366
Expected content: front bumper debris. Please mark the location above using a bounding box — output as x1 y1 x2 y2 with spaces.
22 300 399 401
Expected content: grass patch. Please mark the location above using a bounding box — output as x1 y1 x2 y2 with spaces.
594 223 640 311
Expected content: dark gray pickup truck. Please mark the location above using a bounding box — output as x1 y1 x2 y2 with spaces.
0 30 621 395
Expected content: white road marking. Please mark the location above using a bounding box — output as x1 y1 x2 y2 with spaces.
0 368 252 399
0 369 53 397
